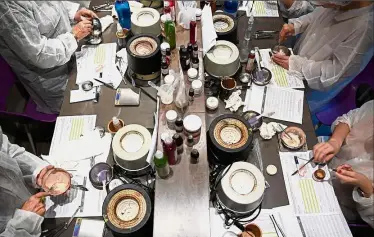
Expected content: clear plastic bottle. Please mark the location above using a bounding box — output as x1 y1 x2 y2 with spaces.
244 11 254 41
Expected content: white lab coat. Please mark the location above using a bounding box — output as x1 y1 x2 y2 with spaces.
0 1 80 114
0 127 48 236
289 5 373 90
278 0 315 19
330 100 374 228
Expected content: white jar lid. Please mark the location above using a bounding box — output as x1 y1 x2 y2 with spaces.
187 68 198 79
166 110 178 122
195 9 202 17
161 14 167 23
206 97 219 110
183 115 202 133
160 42 170 51
191 80 203 93
164 74 175 85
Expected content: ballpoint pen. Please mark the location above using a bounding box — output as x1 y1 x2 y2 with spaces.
292 157 314 176
294 156 300 176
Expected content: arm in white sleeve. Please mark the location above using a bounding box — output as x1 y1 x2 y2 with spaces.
1 133 48 188
0 210 43 237
288 8 319 35
62 1 80 23
352 186 374 228
331 100 374 132
289 24 373 90
0 4 78 69
280 1 315 19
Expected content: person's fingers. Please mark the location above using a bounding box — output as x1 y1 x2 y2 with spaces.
324 154 335 162
272 53 288 60
314 143 328 161
339 169 356 178
279 24 289 43
317 145 334 162
36 207 46 216
34 192 50 198
37 165 54 186
335 172 356 183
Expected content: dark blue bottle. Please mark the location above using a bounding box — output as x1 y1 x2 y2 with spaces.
223 0 239 17
115 0 131 30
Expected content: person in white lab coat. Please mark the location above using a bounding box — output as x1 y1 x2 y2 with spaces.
0 1 97 114
313 100 373 228
272 0 373 113
0 126 60 236
278 0 315 19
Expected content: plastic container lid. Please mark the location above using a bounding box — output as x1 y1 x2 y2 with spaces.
164 75 175 84
161 14 167 23
155 150 164 159
166 110 178 123
187 68 198 79
196 9 202 17
160 132 169 141
183 115 202 133
206 97 219 110
161 42 170 52
191 80 203 92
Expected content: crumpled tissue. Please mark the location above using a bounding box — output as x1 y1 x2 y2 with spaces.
224 90 244 112
259 122 287 140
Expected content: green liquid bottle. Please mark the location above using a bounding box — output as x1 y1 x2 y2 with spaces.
154 150 170 179
165 15 176 50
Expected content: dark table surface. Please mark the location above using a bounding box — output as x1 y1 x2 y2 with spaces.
43 2 317 237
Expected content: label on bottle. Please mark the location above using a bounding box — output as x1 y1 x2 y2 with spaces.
192 63 199 69
156 164 170 178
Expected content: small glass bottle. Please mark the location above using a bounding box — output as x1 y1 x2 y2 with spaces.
172 133 184 155
193 44 199 58
165 15 176 49
161 58 169 77
189 20 197 45
191 54 199 70
112 116 123 132
166 48 171 65
245 50 256 73
175 117 184 134
164 137 177 165
186 134 194 155
154 150 170 179
188 88 194 105
190 149 199 164
187 43 193 58
180 47 190 71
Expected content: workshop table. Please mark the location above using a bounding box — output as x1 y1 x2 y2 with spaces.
44 1 317 237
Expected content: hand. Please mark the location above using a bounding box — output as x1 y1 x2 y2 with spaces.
279 23 295 43
21 192 50 216
271 54 290 70
36 165 54 187
335 166 373 197
72 20 93 41
74 8 98 22
313 138 342 163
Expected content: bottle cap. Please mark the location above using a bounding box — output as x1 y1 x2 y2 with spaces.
164 75 175 85
166 110 178 123
160 132 169 142
172 133 183 146
187 43 193 49
193 44 198 51
187 68 198 80
165 137 173 145
189 88 195 96
155 150 164 159
175 117 183 126
195 9 202 18
206 97 219 110
161 14 167 23
164 1 170 7
161 42 170 52
191 149 199 158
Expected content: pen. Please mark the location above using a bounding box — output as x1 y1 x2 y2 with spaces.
291 157 314 176
94 78 114 89
294 156 300 176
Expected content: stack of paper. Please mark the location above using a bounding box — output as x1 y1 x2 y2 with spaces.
44 115 112 218
278 152 353 237
244 85 304 124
